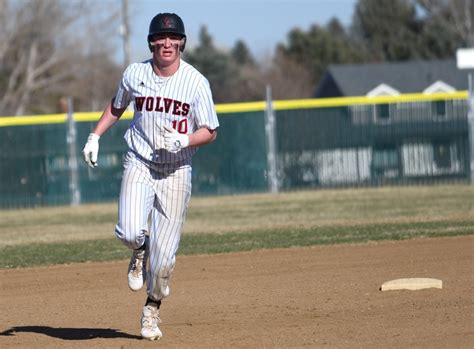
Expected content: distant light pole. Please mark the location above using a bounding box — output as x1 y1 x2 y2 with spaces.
456 48 474 184
120 0 131 68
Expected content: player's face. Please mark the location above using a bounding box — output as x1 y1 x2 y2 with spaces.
150 33 183 64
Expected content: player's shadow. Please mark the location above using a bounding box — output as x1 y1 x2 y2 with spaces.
0 326 141 340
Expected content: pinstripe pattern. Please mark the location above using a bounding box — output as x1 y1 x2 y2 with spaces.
113 58 218 302
114 59 219 164
115 151 192 300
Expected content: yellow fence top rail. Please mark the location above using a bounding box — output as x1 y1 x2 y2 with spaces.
0 91 468 127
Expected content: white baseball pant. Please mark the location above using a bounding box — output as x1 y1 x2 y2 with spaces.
115 151 192 300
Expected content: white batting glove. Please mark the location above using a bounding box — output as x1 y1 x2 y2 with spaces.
82 133 100 168
163 125 189 153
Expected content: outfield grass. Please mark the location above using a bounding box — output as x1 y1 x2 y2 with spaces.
0 185 473 268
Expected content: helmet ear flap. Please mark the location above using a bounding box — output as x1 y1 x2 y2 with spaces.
148 36 153 52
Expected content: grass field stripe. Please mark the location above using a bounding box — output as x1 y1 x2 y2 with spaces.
0 91 468 126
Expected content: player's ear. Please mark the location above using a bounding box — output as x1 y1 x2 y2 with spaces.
180 37 186 52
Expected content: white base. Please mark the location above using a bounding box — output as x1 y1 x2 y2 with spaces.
380 278 442 291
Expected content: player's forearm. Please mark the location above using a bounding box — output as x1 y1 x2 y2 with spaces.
92 100 127 136
187 128 217 147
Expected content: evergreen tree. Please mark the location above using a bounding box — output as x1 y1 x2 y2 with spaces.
184 26 239 102
351 0 422 61
276 18 365 85
231 40 255 66
350 0 467 61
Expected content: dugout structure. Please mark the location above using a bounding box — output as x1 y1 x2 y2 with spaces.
0 92 470 208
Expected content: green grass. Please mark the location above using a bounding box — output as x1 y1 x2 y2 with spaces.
0 185 473 268
1 218 473 268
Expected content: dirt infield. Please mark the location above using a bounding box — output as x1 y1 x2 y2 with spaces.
1 235 473 348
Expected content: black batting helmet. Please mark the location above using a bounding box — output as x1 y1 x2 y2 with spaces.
148 13 186 52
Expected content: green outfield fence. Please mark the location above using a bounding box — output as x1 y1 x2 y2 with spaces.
0 91 471 208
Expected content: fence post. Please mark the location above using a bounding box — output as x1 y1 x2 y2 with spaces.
468 72 474 184
66 97 81 205
265 85 278 193
456 48 474 184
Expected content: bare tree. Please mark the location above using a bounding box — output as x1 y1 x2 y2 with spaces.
0 0 122 116
415 0 474 46
263 54 316 100
0 0 14 65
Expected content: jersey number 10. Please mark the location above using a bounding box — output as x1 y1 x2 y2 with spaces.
172 119 188 134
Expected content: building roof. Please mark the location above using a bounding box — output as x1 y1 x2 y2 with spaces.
314 59 474 98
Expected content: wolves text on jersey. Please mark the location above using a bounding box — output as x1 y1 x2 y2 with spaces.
135 96 190 116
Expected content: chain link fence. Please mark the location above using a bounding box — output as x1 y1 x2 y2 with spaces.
0 92 470 208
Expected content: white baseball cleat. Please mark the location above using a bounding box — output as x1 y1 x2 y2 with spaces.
128 248 146 291
141 304 162 340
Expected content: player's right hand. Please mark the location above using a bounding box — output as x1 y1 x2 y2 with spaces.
82 133 100 168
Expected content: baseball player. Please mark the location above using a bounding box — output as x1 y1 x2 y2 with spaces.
82 12 219 340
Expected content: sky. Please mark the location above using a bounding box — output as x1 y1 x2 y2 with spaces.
121 0 358 63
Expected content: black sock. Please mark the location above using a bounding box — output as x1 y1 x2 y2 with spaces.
145 297 161 309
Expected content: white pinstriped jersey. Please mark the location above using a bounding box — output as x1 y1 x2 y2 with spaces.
113 59 219 164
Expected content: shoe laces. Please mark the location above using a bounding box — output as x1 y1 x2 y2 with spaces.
143 306 161 329
130 250 145 277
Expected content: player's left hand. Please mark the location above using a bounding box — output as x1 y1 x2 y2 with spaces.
162 125 189 153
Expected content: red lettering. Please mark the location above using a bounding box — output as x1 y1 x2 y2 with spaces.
173 100 182 116
182 103 190 116
135 97 145 111
155 97 163 112
145 97 154 111
163 98 173 113
135 96 189 116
